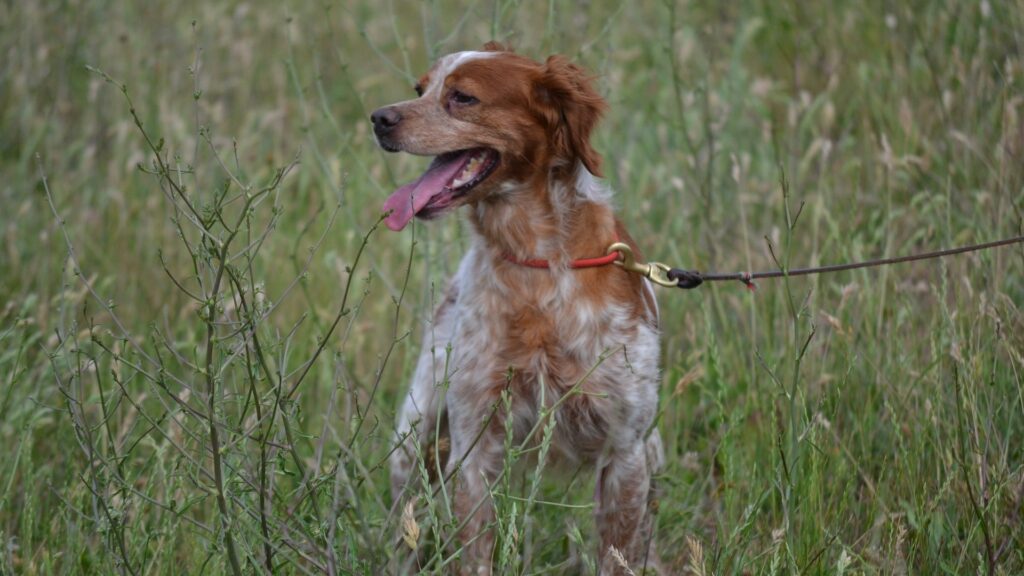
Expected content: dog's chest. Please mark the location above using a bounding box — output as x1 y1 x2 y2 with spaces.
443 251 661 459
456 277 627 367
457 287 658 455
451 268 657 395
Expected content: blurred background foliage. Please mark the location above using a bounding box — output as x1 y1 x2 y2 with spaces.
1 0 1022 574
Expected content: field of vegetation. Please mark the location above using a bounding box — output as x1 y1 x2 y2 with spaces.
1 1 1022 574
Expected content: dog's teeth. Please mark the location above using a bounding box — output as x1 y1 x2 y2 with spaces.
451 152 490 188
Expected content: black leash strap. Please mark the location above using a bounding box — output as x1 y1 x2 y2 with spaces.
666 234 1024 290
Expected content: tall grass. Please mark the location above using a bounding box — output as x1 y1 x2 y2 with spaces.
1 0 1022 574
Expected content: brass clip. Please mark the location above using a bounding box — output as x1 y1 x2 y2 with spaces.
607 242 679 287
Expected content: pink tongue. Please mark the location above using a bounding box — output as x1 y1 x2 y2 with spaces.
382 152 472 231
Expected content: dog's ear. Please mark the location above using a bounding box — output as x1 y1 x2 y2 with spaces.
535 55 607 176
482 41 511 52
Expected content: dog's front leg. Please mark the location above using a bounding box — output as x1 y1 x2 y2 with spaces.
390 282 459 499
595 436 662 575
447 403 504 575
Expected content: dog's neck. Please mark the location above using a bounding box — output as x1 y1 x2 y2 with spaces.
468 165 617 267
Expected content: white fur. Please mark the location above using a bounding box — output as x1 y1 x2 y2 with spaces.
424 51 498 97
575 167 614 203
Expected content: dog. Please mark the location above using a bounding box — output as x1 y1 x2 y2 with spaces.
372 42 664 575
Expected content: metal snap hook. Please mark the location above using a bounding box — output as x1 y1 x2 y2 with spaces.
607 242 680 287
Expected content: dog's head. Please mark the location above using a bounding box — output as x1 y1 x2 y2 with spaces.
371 42 607 231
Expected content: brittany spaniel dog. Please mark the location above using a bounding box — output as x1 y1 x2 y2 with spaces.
372 42 663 575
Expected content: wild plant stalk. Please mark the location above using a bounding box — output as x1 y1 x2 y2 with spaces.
762 166 816 570
47 330 137 576
49 59 382 573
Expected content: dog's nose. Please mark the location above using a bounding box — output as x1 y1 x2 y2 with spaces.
370 107 402 132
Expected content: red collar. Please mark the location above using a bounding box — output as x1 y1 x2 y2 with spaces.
502 235 622 269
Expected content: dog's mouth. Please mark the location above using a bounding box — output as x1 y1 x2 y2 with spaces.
382 148 499 231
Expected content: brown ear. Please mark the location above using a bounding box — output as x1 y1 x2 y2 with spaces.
535 55 607 176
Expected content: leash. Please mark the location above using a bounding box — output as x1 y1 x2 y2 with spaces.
607 235 1024 290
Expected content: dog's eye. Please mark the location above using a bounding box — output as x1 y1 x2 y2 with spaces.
414 84 424 97
449 89 478 106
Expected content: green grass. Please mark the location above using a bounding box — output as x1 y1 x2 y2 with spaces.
2 0 1023 574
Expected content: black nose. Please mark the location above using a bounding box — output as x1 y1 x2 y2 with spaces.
370 107 402 132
